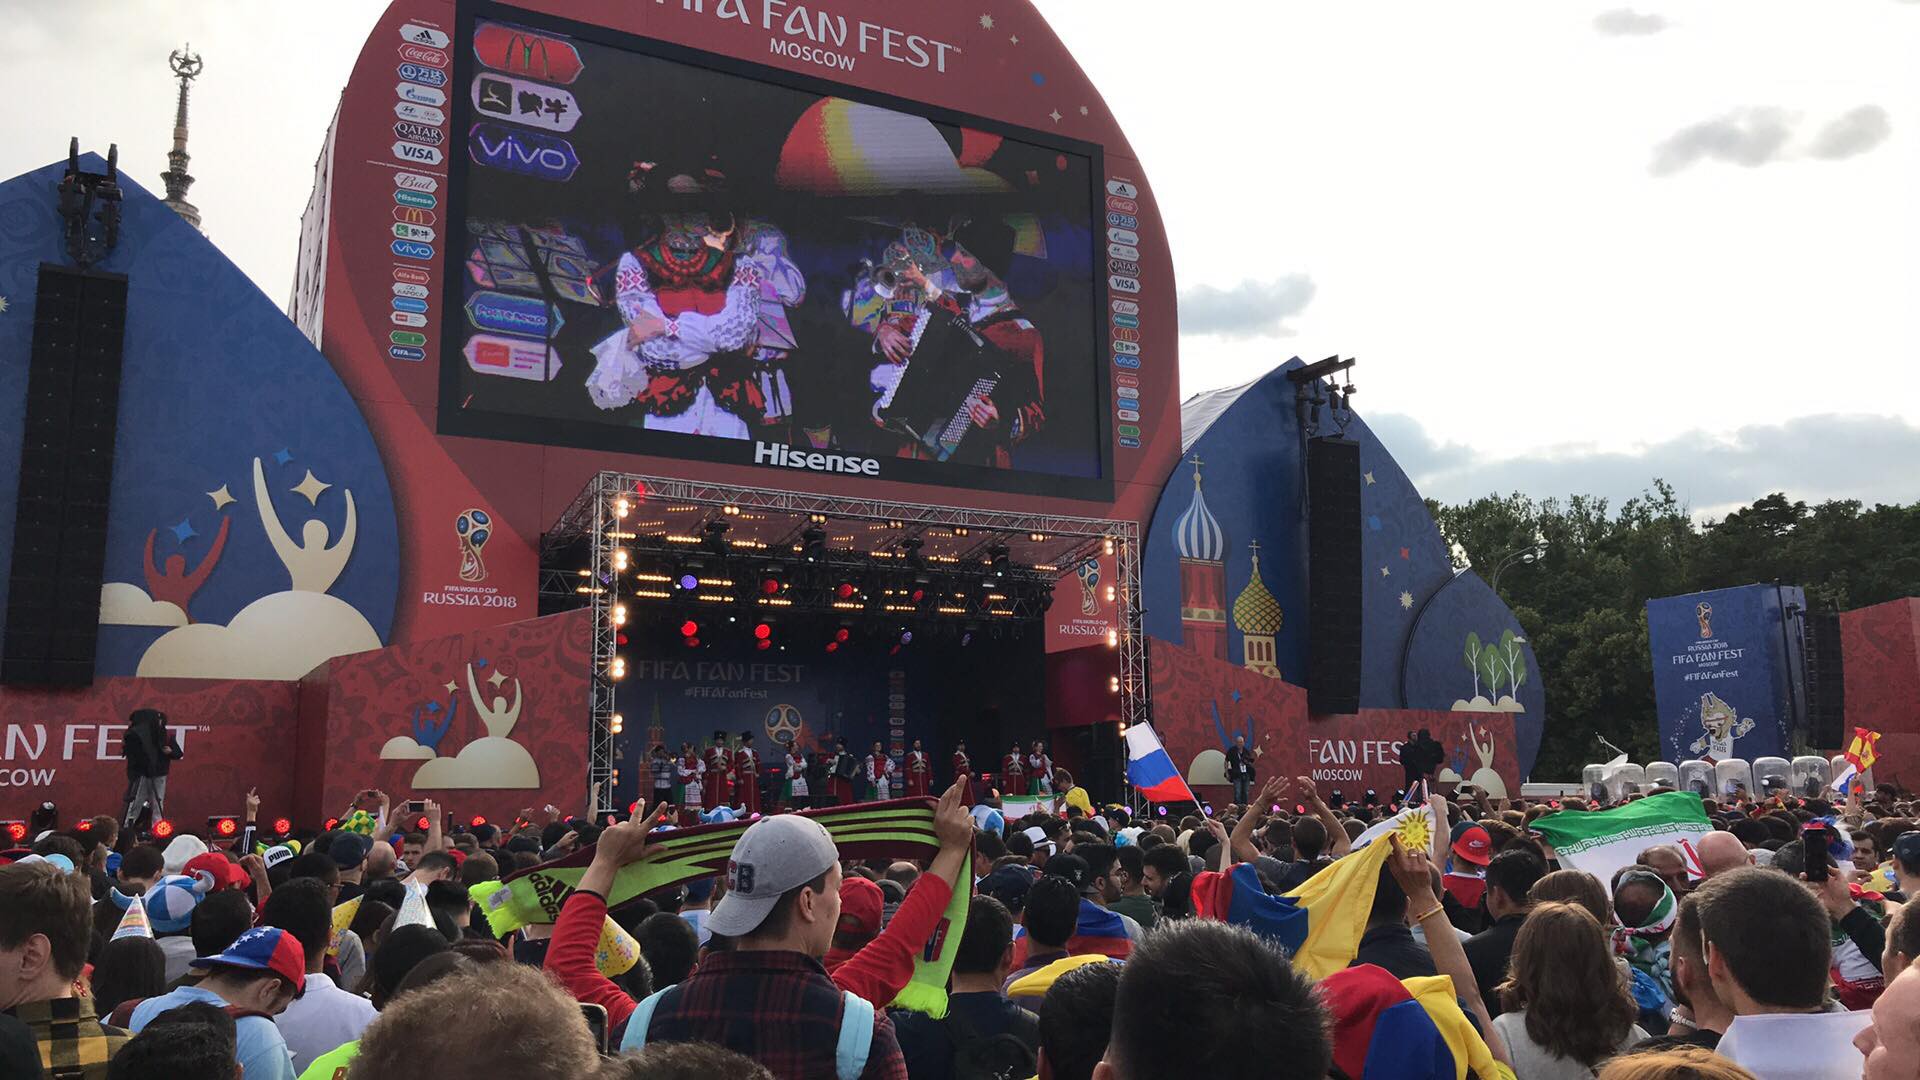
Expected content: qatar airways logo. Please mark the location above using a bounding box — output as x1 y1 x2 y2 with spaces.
754 441 880 477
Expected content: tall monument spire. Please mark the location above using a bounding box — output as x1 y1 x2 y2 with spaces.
161 45 204 229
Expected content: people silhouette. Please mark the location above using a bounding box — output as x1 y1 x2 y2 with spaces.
142 516 231 621
466 662 522 740
253 457 356 593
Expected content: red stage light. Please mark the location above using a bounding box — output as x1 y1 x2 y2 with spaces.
616 633 629 646
762 577 781 595
685 637 700 648
825 642 839 653
910 588 925 602
415 815 431 831
753 623 771 640
756 640 771 651
680 620 698 637
323 817 340 832
470 815 488 828
835 628 850 642
2 821 25 843
211 816 239 838
74 819 92 832
272 817 293 836
835 582 855 599
151 819 175 840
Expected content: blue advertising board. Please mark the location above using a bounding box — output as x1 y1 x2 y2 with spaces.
1647 584 1805 764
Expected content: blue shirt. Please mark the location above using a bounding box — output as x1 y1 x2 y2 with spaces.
129 984 297 1080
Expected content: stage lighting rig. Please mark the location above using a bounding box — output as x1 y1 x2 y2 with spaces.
801 526 826 563
702 520 730 554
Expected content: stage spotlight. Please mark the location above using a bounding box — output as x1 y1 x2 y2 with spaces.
609 656 628 679
753 622 772 640
1104 537 1116 555
611 604 628 626
899 630 913 645
1108 675 1121 693
1 820 25 843
761 575 782 596
910 588 925 603
209 815 239 839
835 628 850 642
74 819 92 833
801 526 825 562
1107 628 1119 648
826 641 839 653
960 631 972 647
612 548 630 571
323 817 340 832
616 633 629 646
757 640 771 651
835 582 856 599
610 713 624 735
470 815 488 829
150 819 175 840
271 817 293 837
680 620 698 638
678 573 700 591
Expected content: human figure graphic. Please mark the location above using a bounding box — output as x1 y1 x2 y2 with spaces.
253 457 357 593
465 662 523 739
142 516 231 621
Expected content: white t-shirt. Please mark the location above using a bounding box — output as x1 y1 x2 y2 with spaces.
276 972 378 1075
1716 1010 1873 1080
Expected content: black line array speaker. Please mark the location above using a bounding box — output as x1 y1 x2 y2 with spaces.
2 265 128 685
1306 437 1363 714
1803 608 1846 750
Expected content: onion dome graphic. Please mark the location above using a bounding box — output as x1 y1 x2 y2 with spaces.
1175 457 1224 562
1232 542 1283 636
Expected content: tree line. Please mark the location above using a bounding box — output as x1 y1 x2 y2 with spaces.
1427 483 1920 779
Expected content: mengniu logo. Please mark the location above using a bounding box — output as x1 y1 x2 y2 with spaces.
391 239 434 260
473 22 585 83
393 223 437 243
471 72 583 133
398 62 447 87
470 123 580 182
394 190 437 209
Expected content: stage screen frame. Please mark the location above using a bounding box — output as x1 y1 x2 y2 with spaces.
436 0 1116 502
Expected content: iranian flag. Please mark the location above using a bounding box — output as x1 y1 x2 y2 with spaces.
1529 791 1712 883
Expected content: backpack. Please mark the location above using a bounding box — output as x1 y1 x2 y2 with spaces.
942 1001 1038 1080
623 984 873 1080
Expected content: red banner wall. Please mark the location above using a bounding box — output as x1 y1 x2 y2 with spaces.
1841 597 1920 789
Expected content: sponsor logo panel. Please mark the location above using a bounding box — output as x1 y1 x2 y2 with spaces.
394 190 437 209
389 345 427 362
400 23 451 48
394 171 440 192
463 333 563 381
392 141 444 166
392 239 435 260
1108 275 1141 294
398 62 448 87
472 23 585 83
396 83 447 106
471 73 582 132
393 283 431 298
465 290 563 337
394 102 447 125
394 121 445 146
393 265 432 284
469 123 580 181
1105 179 1139 198
399 43 450 67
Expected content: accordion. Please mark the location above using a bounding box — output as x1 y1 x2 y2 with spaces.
871 303 1008 463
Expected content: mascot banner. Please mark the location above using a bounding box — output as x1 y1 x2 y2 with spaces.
1647 584 1805 766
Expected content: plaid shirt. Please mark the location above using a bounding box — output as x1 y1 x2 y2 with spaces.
6 996 129 1079
645 950 907 1080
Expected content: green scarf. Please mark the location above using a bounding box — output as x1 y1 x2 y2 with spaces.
470 799 968 1017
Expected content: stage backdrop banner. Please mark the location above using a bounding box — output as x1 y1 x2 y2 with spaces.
1648 584 1803 766
1046 553 1120 654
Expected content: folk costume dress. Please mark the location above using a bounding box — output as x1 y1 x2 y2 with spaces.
952 751 974 805
905 750 931 797
734 745 761 815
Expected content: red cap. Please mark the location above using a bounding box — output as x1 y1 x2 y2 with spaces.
190 926 306 997
836 876 883 939
184 852 252 891
446 848 468 866
1451 826 1493 867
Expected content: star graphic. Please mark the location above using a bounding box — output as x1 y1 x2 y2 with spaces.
475 658 489 669
1363 471 1376 485
0 296 9 314
488 669 508 688
1400 547 1410 560
169 518 198 543
1380 566 1391 577
1079 105 1089 115
1009 33 1019 44
207 484 235 510
1400 590 1414 610
445 680 458 694
1048 108 1062 123
425 701 441 714
272 448 293 466
291 470 331 505
979 13 994 29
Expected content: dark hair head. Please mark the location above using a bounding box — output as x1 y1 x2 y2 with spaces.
1143 844 1188 883
1499 903 1638 1063
90 935 167 1017
1022 875 1080 949
424 879 469 917
0 863 92 981
371 924 452 1008
600 1042 775 1079
287 850 340 888
635 912 700 989
414 851 459 878
363 877 406 912
1115 845 1144 883
1368 860 1408 926
1291 817 1328 861
259 878 331 970
1074 843 1116 885
1612 873 1667 930
1038 958 1123 1080
120 845 166 883
460 852 500 888
1006 832 1034 859
1888 901 1920 968
1529 869 1612 927
954 895 1015 975
1691 866 1831 1010
190 890 256 958
1106 919 1329 1080
1729 818 1770 846
1486 848 1547 906
108 1000 237 1080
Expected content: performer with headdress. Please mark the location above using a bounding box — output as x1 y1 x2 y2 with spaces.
783 742 810 810
704 731 731 810
1003 742 1026 797
1029 740 1054 796
676 742 704 824
736 219 807 441
866 741 898 801
905 738 931 798
733 730 761 816
952 740 974 805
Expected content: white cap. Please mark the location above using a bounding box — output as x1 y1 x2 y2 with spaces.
707 815 839 938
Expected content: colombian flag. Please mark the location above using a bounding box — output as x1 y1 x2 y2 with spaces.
1124 723 1197 804
1191 837 1393 980
1322 964 1514 1080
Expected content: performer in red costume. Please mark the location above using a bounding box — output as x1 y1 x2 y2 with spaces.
142 517 232 622
704 731 731 809
676 743 704 826
733 730 761 816
1003 743 1025 797
952 740 974 805
828 738 856 806
905 739 931 798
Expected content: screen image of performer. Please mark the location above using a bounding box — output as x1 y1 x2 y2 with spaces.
784 744 809 809
952 740 974 805
905 739 931 797
733 730 761 815
650 744 676 810
830 738 856 805
1003 743 1025 796
737 219 807 442
858 217 1045 468
866 742 897 800
704 731 731 809
1029 740 1053 796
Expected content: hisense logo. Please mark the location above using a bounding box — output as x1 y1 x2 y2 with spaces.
754 442 880 477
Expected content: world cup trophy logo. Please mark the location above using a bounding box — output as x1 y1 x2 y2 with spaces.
1696 601 1713 639
456 508 492 583
1075 558 1101 617
765 703 803 747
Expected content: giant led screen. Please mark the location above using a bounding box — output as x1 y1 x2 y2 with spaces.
438 6 1110 498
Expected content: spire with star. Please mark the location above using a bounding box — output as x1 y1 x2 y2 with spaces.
161 46 205 229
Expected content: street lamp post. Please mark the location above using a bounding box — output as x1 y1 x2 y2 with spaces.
1488 543 1545 594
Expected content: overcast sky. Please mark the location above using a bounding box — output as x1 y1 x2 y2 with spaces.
9 0 1918 518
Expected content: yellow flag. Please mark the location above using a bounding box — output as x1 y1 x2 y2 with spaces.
1281 836 1392 980
329 895 362 958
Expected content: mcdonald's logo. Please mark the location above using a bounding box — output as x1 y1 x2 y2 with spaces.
473 22 584 83
394 206 438 226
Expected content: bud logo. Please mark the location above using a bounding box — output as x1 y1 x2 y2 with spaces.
392 297 429 314
474 22 585 83
755 441 880 477
1106 179 1139 198
1106 196 1139 214
391 311 428 327
394 121 445 146
393 223 437 243
1112 327 1141 343
395 102 447 125
391 239 434 260
1107 242 1140 261
389 345 427 362
1112 313 1139 329
1109 259 1140 276
470 123 580 182
399 43 450 68
466 290 563 337
1107 227 1139 246
1106 211 1139 229
1108 275 1141 294
395 83 447 107
1110 299 1139 316
1117 408 1141 422
394 206 438 226
472 73 582 133
394 171 440 193
393 283 430 299
390 330 428 346
398 62 448 87
1114 355 1140 369
393 266 432 284
393 141 444 166
400 23 451 49
394 190 437 209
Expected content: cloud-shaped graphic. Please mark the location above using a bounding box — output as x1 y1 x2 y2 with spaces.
136 591 381 680
380 736 438 761
411 736 540 789
99 583 188 628
1187 748 1229 786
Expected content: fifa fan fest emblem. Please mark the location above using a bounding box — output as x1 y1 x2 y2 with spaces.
765 702 802 746
1696 601 1713 639
1076 558 1101 616
456 508 492 582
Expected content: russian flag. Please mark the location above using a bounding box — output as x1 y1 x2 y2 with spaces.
1125 723 1197 804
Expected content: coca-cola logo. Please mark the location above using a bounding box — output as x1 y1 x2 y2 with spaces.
399 43 450 68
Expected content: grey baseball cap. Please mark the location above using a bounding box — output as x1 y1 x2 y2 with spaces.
707 814 839 937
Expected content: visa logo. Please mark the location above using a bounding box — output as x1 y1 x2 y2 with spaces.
391 239 434 260
389 345 427 362
1119 436 1141 448
392 297 429 314
1108 275 1141 294
398 62 448 87
1114 355 1141 369
392 141 444 165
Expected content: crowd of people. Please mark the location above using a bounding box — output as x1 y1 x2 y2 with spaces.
3 765 1919 1079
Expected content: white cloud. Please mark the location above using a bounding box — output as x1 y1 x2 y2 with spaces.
1808 105 1894 160
1593 9 1671 36
1650 108 1795 175
1177 276 1317 338
135 590 380 679
99 583 186 628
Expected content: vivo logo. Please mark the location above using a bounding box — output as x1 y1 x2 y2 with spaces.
754 441 879 476
469 123 579 182
395 82 447 106
391 239 434 260
1114 355 1141 369
398 62 448 87
392 141 444 165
